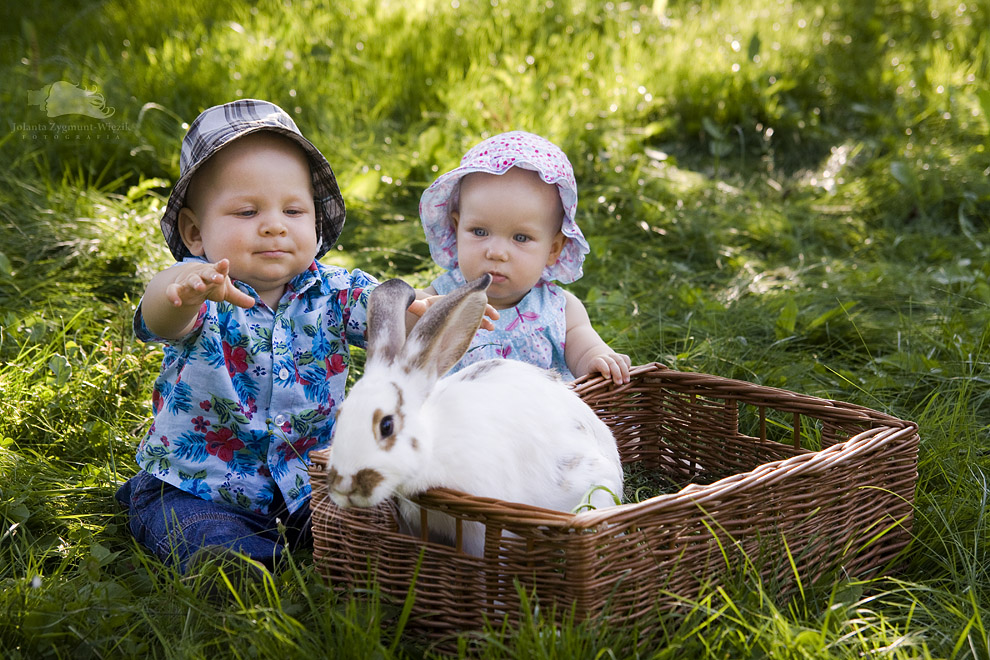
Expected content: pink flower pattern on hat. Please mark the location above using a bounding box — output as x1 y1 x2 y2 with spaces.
419 131 589 284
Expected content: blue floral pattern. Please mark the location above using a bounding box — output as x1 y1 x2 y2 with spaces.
134 259 377 514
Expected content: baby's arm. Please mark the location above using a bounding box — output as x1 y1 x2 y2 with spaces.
563 290 631 384
141 259 255 339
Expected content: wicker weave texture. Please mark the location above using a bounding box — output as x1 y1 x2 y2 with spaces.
310 363 918 643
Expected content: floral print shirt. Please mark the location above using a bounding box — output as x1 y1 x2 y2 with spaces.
431 267 573 379
134 259 378 514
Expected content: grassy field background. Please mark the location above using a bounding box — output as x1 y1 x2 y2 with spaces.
1 0 988 657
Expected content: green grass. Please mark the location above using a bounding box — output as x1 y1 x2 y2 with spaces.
2 0 989 657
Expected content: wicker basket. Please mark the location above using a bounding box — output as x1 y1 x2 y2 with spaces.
309 363 918 645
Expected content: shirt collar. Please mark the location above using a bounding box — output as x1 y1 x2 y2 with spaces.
283 261 324 300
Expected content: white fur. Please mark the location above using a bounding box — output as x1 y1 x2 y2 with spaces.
325 275 622 556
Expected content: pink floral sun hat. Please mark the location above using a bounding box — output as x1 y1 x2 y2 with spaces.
419 131 589 284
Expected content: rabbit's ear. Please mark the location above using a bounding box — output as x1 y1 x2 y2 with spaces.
400 274 491 380
366 279 416 367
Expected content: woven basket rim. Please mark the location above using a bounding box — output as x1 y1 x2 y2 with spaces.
573 362 914 428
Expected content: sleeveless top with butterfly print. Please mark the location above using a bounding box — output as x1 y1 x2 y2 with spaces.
430 267 573 380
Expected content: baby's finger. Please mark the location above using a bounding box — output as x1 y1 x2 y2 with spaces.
406 299 429 319
589 357 611 382
168 280 201 306
605 359 624 385
601 355 629 385
479 304 500 331
615 354 632 383
225 283 256 309
165 283 184 307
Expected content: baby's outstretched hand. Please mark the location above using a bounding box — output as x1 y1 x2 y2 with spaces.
587 351 632 385
165 259 255 309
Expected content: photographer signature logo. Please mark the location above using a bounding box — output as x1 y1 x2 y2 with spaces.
27 81 115 119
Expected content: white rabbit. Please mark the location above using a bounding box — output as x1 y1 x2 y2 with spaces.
324 273 623 557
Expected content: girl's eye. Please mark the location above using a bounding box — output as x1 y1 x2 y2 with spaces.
471 228 487 237
236 209 257 217
514 234 531 243
284 209 303 217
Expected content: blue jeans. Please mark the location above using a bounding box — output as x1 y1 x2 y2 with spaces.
115 471 312 572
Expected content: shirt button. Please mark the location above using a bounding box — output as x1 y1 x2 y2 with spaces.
274 414 288 427
278 367 290 380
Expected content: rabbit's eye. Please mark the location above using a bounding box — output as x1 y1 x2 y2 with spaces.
379 415 394 438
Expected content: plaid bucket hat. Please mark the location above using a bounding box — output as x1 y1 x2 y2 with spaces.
419 131 590 284
160 99 345 261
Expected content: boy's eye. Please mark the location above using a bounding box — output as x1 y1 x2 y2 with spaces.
514 234 531 243
470 228 488 237
236 209 257 217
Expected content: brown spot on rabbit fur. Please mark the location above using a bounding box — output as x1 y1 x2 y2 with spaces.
557 454 583 472
353 468 384 498
554 454 584 492
457 360 504 381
